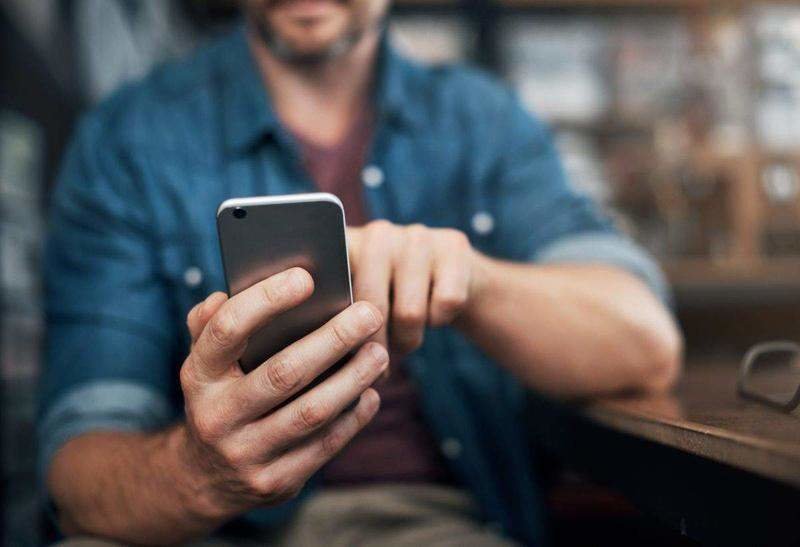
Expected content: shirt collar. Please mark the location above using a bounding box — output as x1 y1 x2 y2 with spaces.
220 24 421 155
373 30 424 129
220 25 281 155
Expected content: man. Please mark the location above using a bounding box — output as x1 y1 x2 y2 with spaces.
40 0 683 544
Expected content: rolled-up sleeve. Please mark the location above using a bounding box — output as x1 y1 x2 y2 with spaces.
38 114 178 482
488 90 670 304
38 381 172 480
535 232 670 305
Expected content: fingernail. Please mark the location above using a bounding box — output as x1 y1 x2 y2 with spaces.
368 343 389 366
204 292 223 313
284 267 301 285
285 268 311 293
356 302 381 329
361 388 381 412
197 295 212 320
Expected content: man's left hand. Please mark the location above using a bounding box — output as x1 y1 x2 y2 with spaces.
347 221 485 355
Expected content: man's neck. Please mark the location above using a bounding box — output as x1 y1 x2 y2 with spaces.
248 27 380 148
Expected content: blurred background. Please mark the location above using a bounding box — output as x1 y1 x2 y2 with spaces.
4 0 800 544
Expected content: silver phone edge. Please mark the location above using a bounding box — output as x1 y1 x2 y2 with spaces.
216 193 354 306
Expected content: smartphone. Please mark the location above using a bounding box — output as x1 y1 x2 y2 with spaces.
216 193 353 373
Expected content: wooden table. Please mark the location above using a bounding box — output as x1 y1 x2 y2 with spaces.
529 360 800 546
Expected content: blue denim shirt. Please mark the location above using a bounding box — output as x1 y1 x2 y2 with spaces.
39 25 667 544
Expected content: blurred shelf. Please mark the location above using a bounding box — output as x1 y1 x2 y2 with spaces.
393 0 800 7
552 118 655 138
666 258 800 308
394 0 459 6
495 0 797 7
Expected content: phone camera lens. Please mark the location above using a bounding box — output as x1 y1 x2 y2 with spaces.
233 207 247 219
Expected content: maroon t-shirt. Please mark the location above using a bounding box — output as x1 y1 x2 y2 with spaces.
291 112 453 486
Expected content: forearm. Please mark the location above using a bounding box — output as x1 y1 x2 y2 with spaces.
459 253 683 398
46 276 387 544
48 424 227 545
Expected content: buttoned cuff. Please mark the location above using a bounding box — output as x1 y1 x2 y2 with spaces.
534 232 671 305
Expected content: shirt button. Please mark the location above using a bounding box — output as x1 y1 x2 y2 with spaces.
362 165 384 188
441 437 462 459
471 211 495 235
183 266 203 288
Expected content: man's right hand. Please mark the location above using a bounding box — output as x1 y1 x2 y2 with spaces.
177 267 387 521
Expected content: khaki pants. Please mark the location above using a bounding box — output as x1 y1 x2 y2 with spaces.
59 484 519 546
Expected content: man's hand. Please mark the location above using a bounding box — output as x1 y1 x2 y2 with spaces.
346 221 682 398
47 267 388 544
178 267 387 520
347 221 482 355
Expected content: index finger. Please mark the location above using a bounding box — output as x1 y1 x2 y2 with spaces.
191 267 314 379
352 232 392 349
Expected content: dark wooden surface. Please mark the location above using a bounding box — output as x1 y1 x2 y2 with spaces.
529 359 800 546
583 359 800 488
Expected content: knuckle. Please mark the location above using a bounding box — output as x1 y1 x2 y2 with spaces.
366 219 393 239
192 410 225 443
260 278 286 307
441 228 469 246
247 471 271 495
259 473 301 501
368 219 392 231
218 441 248 468
208 311 238 348
179 360 197 391
251 472 276 496
263 358 301 393
405 223 428 241
328 319 356 353
296 399 330 432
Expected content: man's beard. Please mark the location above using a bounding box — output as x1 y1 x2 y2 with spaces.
251 15 366 66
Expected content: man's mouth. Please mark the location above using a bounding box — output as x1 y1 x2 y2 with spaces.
269 0 347 15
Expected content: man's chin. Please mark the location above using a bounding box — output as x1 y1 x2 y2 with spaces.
284 28 349 54
257 18 361 64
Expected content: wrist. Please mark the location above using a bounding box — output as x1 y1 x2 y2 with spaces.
463 249 497 323
167 424 235 524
